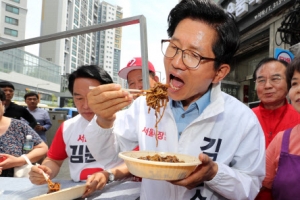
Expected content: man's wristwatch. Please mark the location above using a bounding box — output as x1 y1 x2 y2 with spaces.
104 169 115 183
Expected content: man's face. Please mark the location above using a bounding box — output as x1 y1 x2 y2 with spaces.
25 95 38 110
255 61 288 108
73 78 99 121
164 18 221 108
1 87 14 101
289 70 300 113
127 69 158 89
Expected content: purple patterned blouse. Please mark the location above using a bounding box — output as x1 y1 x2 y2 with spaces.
0 119 43 177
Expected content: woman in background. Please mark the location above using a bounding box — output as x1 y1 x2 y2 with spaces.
0 90 48 177
261 55 300 200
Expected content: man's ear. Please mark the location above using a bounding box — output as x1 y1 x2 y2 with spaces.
154 75 159 82
212 64 230 83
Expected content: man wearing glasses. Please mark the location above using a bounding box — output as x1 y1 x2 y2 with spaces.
84 0 265 199
252 58 300 148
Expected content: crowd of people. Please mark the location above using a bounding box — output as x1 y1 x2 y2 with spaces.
0 0 299 199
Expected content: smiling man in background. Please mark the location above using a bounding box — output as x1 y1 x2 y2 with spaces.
252 58 300 148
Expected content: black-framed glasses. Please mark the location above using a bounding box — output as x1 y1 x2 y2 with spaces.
161 39 216 69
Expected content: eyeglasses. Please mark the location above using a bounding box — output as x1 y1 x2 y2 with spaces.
255 75 284 86
161 39 216 69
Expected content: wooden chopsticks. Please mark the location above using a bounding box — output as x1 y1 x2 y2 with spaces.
89 86 146 94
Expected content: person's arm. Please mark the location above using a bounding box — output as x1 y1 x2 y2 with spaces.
21 107 37 129
26 142 48 163
83 162 130 198
86 84 135 165
29 158 64 185
0 122 48 169
87 83 133 129
254 131 283 200
43 111 52 131
29 123 67 185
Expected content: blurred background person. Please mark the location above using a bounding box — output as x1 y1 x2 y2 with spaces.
118 57 159 91
0 81 37 129
257 55 300 199
0 90 48 177
24 92 52 143
252 58 300 148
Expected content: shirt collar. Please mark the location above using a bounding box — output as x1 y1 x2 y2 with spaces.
170 89 211 114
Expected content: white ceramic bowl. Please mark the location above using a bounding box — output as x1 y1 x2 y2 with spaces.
119 151 201 181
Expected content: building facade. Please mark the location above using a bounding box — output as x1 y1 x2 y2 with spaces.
0 0 61 106
0 41 61 105
0 0 27 44
95 1 123 82
39 0 123 83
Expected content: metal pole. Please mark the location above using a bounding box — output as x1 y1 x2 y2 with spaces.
156 71 161 82
0 15 145 51
139 16 150 90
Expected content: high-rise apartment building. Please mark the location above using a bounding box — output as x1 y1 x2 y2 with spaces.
0 0 27 44
95 1 123 82
40 0 123 83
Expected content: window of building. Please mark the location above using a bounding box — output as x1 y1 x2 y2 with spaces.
4 28 18 37
6 5 19 14
5 16 18 25
75 0 80 7
10 0 20 3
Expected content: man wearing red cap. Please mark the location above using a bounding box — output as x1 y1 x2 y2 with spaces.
118 57 159 92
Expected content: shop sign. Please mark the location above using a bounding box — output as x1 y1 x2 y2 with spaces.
227 0 263 18
221 83 239 98
274 48 294 63
254 0 290 20
222 0 293 33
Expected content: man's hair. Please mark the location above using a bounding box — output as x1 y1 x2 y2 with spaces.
252 58 289 81
287 55 300 90
68 65 113 94
0 90 6 101
167 0 240 70
149 71 156 79
24 92 39 100
0 81 15 90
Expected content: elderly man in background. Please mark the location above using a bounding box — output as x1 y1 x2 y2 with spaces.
252 57 300 148
24 92 52 143
0 81 37 129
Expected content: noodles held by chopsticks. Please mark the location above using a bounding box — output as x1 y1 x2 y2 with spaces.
141 83 169 146
47 179 61 194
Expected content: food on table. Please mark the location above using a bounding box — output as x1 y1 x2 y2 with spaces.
47 179 61 194
141 83 169 146
138 154 185 163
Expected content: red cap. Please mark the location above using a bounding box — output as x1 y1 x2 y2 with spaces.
118 57 155 79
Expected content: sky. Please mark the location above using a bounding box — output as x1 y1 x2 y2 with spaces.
25 0 179 82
